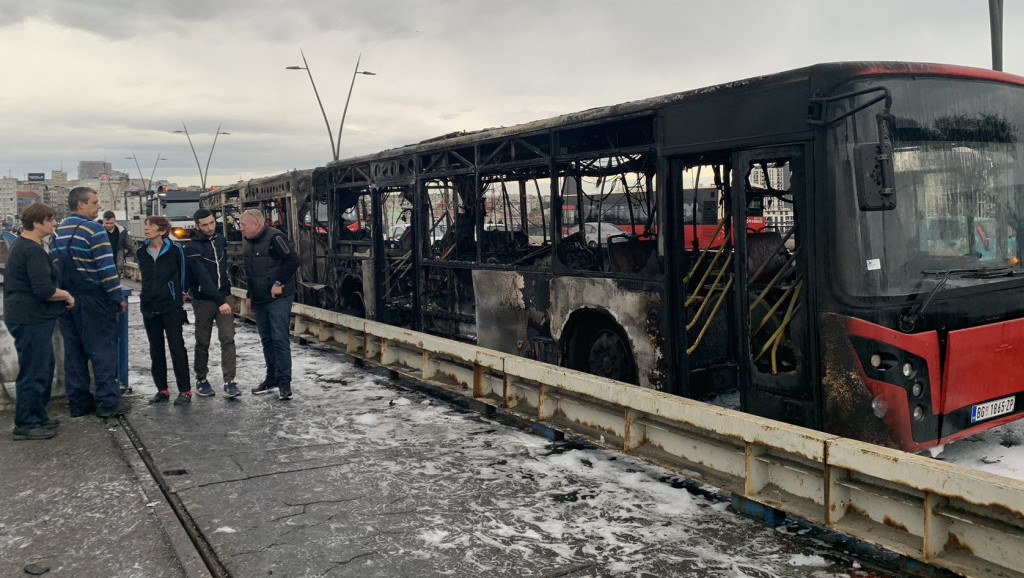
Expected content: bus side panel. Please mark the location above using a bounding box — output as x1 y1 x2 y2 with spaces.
548 277 663 390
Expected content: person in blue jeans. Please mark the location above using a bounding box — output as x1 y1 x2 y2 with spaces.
237 209 300 401
52 188 127 419
3 203 75 440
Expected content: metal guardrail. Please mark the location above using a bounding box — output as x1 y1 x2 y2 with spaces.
224 286 1024 577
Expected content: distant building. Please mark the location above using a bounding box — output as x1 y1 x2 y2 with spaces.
77 160 112 180
16 190 42 213
0 178 16 221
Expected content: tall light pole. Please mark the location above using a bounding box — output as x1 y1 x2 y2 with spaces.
286 50 375 161
990 0 1004 71
286 49 336 161
125 153 168 192
336 53 377 160
126 153 168 218
173 123 230 190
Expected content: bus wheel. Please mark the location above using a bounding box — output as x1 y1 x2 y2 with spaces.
569 320 636 384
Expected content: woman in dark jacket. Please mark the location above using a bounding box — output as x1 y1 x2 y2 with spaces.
137 216 192 405
3 203 75 440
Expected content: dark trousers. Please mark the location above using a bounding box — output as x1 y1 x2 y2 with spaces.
253 295 293 384
143 308 191 393
192 298 236 383
59 293 120 413
8 320 56 429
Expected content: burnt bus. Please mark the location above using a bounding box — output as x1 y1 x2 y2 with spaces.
198 170 334 308
309 62 1024 452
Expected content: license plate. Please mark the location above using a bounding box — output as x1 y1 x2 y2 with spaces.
971 396 1016 423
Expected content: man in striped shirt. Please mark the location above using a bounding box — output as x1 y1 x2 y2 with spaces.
52 187 128 419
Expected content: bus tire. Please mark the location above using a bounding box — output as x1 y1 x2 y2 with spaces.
565 315 637 385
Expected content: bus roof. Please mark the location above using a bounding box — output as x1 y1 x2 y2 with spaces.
324 61 1024 168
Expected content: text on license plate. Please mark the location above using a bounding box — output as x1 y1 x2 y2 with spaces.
971 396 1017 423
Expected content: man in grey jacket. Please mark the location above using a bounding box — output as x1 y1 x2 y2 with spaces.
100 211 135 276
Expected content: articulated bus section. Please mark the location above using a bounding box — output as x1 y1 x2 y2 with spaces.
203 62 1024 454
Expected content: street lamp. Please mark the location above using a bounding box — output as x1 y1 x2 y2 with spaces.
286 50 375 161
126 153 168 218
173 123 230 191
124 153 167 192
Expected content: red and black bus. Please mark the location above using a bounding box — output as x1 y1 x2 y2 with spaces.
290 62 1024 452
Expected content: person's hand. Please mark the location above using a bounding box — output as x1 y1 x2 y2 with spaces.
65 295 75 310
270 284 283 298
119 301 127 315
218 302 232 315
246 298 253 315
183 292 192 302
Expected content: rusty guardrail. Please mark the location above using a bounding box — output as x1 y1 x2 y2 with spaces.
227 288 1024 577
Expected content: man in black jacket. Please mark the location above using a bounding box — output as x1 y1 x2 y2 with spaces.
185 209 239 398
238 208 300 400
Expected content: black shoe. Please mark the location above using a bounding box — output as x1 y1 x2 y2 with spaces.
95 404 126 419
173 392 192 406
195 380 215 396
13 426 57 441
148 391 170 404
251 380 278 395
277 382 292 401
69 406 94 418
42 419 60 430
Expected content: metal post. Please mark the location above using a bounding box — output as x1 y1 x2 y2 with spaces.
336 53 376 160
990 0 1004 71
287 50 337 161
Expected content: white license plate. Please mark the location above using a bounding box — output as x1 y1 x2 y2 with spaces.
971 396 1016 423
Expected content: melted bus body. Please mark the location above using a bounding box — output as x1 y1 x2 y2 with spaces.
250 63 1024 452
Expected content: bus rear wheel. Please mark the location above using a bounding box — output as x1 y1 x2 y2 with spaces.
567 319 637 384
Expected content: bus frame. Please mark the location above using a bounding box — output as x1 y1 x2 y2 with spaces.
229 62 1024 452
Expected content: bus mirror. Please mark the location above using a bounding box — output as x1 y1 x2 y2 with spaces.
854 141 896 211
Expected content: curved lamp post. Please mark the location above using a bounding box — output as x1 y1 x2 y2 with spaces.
286 50 375 161
173 123 230 191
126 153 168 217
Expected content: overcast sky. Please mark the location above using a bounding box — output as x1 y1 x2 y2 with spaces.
1 1 1021 187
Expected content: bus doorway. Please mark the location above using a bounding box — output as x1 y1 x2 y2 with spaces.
732 146 819 429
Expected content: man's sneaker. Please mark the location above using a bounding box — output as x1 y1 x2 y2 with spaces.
196 380 215 397
42 419 60 430
96 404 126 419
148 391 170 404
173 391 193 406
12 426 57 441
277 382 293 401
223 382 241 398
251 380 278 395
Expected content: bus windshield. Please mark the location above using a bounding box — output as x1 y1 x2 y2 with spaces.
161 200 201 220
830 76 1024 298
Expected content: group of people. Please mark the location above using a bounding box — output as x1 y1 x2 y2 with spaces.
3 187 301 441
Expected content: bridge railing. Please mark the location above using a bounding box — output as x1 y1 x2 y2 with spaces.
230 289 1024 577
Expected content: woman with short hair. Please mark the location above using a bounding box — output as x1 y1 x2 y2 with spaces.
136 215 192 405
3 203 75 440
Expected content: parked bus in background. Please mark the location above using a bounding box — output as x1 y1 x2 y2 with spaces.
198 170 337 308
222 62 1024 453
